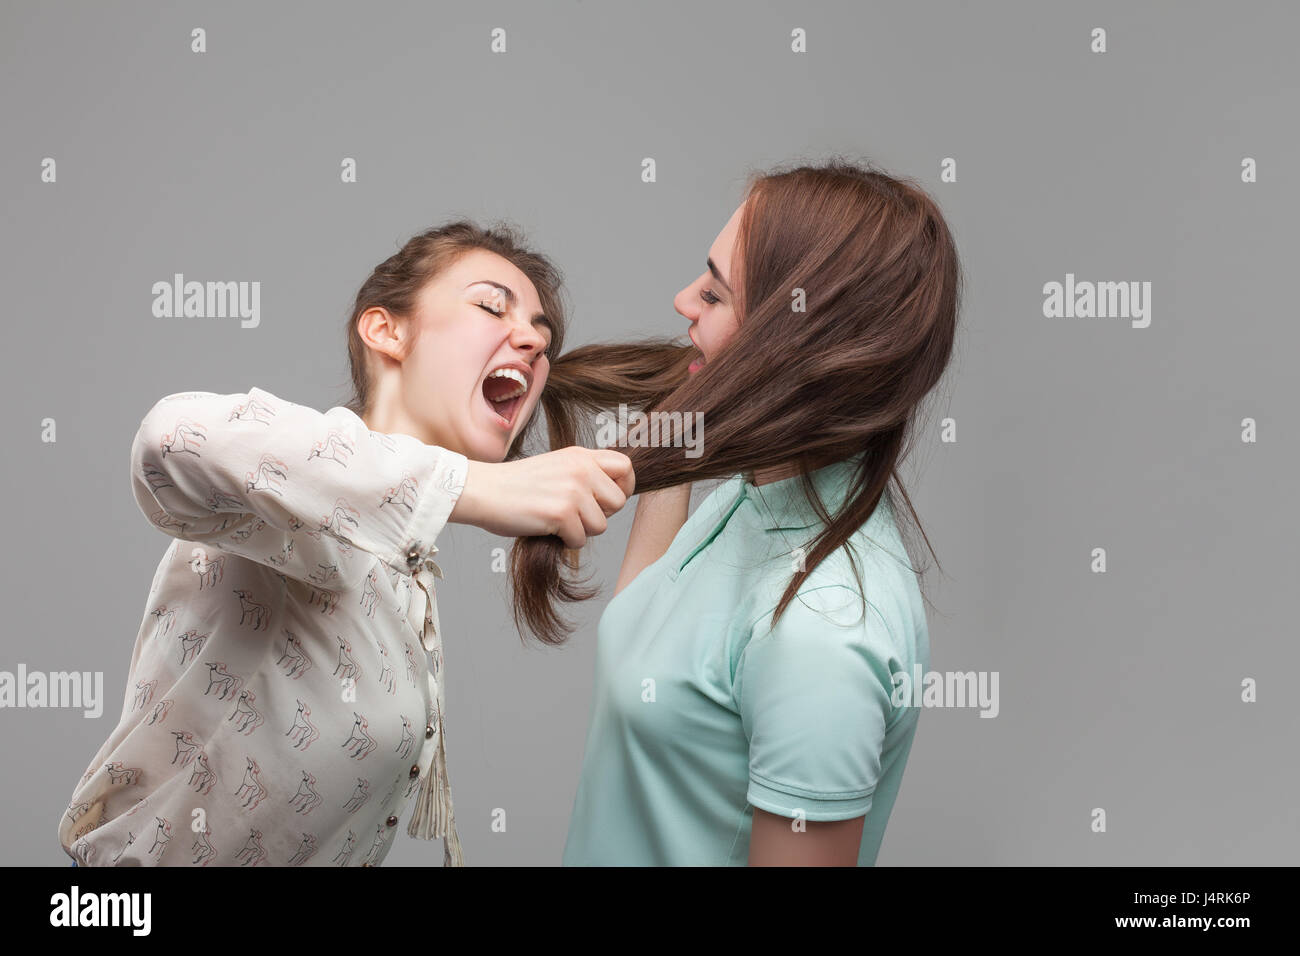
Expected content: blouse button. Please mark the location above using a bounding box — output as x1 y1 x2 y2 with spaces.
425 723 435 739
386 814 399 827
405 544 422 570
409 764 420 779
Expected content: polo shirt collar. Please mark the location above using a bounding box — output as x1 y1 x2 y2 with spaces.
742 453 866 531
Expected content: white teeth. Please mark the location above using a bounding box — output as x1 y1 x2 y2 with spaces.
486 367 528 400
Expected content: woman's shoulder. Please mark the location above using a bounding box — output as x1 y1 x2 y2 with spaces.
744 501 926 657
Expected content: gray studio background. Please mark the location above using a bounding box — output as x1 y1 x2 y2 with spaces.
2 0 1296 866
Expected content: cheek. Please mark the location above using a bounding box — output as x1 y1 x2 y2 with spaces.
527 362 550 408
431 323 496 375
702 308 740 353
405 332 486 419
418 346 470 398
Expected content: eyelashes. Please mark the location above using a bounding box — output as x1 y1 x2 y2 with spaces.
700 288 721 305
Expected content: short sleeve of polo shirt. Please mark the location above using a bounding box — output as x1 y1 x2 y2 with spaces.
734 585 896 822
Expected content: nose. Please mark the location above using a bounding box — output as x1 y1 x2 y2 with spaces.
507 315 548 358
674 274 704 322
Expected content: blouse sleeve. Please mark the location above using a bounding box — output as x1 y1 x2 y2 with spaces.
129 386 468 590
733 585 898 822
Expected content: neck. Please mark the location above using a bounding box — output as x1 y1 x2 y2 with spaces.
361 392 443 448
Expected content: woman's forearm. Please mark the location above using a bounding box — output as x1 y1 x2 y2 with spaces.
614 485 692 596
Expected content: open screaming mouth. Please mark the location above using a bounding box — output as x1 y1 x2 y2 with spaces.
482 367 529 428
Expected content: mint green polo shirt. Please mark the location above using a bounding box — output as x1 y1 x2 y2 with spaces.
561 454 930 866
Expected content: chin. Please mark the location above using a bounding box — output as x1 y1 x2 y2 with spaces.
460 429 509 463
463 436 510 463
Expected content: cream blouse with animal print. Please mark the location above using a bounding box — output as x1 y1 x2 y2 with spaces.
58 386 469 867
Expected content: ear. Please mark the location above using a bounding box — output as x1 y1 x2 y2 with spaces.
357 307 412 362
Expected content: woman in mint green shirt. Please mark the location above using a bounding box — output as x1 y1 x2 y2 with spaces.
561 457 929 865
531 160 961 865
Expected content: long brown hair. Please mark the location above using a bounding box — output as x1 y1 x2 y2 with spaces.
341 219 569 461
513 158 963 645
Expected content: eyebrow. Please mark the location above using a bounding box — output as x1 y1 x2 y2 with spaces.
466 280 554 336
706 258 733 295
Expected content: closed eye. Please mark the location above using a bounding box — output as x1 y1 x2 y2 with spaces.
700 288 721 305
